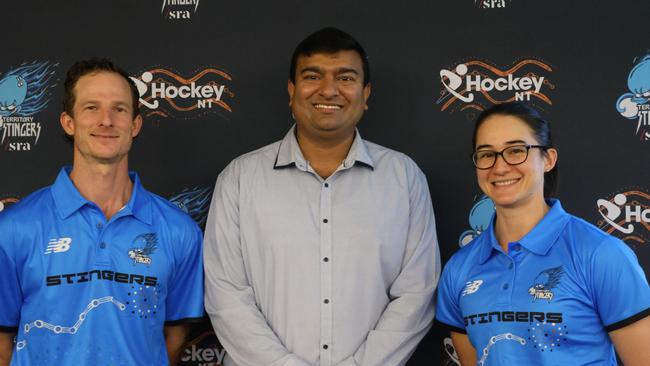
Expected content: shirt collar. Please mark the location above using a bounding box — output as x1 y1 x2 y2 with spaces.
478 199 570 264
51 166 152 224
274 125 375 171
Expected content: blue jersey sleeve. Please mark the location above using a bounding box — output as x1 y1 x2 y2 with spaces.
436 256 466 333
0 215 22 332
165 222 204 324
589 237 650 332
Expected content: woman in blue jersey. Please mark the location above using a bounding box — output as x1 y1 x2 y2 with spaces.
435 102 650 366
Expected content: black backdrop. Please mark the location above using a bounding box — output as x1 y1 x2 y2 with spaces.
1 1 649 365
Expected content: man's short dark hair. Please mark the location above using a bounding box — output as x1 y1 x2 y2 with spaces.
63 58 140 119
289 27 370 86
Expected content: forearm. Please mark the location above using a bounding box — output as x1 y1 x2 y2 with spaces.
337 290 435 366
165 324 189 366
610 315 650 366
0 332 15 366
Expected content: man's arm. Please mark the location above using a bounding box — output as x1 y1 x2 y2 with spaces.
165 324 189 365
337 164 440 366
203 163 311 366
609 315 650 366
0 332 14 366
450 331 477 366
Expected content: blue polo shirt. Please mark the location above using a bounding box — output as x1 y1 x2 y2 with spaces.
0 167 204 366
436 200 650 365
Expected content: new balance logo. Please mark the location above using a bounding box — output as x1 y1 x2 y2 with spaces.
462 280 483 296
45 238 72 254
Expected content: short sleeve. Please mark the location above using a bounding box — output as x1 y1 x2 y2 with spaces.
589 237 650 332
165 222 204 324
435 257 466 334
0 215 22 332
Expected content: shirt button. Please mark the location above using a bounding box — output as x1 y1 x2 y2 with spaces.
513 244 521 251
324 183 329 188
324 299 330 304
502 283 509 290
323 345 328 350
99 242 106 249
96 223 103 230
323 218 328 223
508 263 513 269
323 257 329 262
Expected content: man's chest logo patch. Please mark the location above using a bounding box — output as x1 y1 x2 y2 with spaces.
128 233 158 265
528 266 564 302
462 279 483 296
44 237 72 254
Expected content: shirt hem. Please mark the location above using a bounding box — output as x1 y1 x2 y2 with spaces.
0 325 18 333
604 307 650 332
435 319 467 334
164 316 205 326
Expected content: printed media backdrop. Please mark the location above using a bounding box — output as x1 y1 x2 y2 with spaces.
1 1 648 365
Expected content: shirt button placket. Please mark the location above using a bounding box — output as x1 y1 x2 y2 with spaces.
320 180 333 366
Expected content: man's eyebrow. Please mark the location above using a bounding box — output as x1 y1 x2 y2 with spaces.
299 67 323 74
336 68 359 75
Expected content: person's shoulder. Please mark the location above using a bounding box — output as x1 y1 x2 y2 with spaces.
0 186 53 223
364 139 415 163
363 139 425 178
444 234 490 275
231 140 282 167
557 212 635 267
563 213 620 249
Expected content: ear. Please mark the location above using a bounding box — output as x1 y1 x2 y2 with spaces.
60 112 75 137
543 147 558 172
287 80 295 107
363 83 371 110
131 115 143 138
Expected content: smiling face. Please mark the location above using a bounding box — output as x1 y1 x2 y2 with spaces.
60 71 142 166
475 114 557 210
288 50 371 141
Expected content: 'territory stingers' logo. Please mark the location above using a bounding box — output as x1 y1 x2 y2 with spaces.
0 61 58 152
616 53 650 141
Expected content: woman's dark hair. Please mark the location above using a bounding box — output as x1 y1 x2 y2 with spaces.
472 102 558 198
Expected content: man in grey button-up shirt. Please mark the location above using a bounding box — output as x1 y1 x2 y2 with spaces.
204 27 441 366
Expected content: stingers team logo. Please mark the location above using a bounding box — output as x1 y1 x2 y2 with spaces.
0 61 58 152
616 53 650 141
128 233 158 265
528 266 563 302
436 58 554 116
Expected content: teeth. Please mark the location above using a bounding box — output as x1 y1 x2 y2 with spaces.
314 104 341 110
494 179 518 186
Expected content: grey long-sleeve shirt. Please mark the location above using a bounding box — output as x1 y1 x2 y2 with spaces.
204 126 440 366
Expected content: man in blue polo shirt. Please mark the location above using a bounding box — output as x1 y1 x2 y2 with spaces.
0 58 204 365
436 199 650 365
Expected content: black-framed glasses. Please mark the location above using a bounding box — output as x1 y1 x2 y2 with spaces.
472 145 549 170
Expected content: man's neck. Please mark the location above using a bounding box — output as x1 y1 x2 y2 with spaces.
295 127 355 179
494 195 549 252
69 158 133 221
